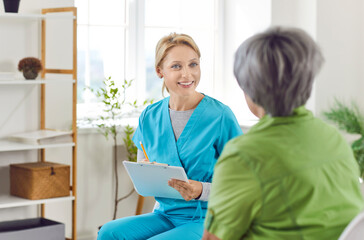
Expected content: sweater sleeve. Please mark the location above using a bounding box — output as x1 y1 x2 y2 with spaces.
205 145 262 240
197 182 211 201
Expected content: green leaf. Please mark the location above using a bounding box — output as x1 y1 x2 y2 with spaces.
323 99 364 178
86 77 153 163
352 137 364 151
323 99 364 135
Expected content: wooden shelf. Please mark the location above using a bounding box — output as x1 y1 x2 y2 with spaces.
0 12 76 20
0 7 78 239
0 139 75 152
0 195 75 209
0 79 75 85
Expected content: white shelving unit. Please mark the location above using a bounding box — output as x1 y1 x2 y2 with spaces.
0 195 75 209
0 79 75 85
0 139 75 152
0 12 76 20
0 7 78 240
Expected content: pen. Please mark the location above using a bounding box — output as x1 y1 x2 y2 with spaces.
139 141 150 161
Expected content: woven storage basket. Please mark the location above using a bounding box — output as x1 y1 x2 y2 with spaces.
10 162 70 200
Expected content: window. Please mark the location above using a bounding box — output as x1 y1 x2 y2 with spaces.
76 0 271 125
76 0 127 119
143 0 216 100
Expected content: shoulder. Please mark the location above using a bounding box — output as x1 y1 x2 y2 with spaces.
143 98 166 113
219 133 260 162
203 95 230 111
221 135 248 156
215 136 257 178
139 98 167 121
203 95 236 117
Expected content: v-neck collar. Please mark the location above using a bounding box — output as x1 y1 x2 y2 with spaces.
163 95 208 163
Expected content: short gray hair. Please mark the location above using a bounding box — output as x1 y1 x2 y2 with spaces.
234 26 324 116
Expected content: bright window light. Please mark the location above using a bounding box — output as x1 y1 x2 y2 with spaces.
75 0 271 126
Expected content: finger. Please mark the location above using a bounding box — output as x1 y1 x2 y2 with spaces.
170 178 190 187
169 179 190 191
172 178 187 183
168 180 192 201
169 180 194 201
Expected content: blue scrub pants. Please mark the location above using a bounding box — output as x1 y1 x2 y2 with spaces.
97 212 204 240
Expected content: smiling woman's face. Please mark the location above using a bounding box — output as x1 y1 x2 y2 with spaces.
157 45 201 98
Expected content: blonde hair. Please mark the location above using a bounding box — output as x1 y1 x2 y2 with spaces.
155 33 201 95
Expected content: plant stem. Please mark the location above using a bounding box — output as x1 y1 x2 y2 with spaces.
113 135 118 220
117 188 135 204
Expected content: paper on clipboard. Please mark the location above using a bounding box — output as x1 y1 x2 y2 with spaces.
123 161 188 199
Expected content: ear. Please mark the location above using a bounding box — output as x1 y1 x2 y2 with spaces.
244 93 265 119
156 66 163 79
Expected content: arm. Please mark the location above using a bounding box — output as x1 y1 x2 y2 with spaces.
185 107 242 203
216 107 243 155
198 182 211 201
169 107 242 202
204 146 262 240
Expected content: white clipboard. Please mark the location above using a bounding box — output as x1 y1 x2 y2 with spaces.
123 161 188 199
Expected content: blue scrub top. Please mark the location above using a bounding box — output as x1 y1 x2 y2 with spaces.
132 95 242 219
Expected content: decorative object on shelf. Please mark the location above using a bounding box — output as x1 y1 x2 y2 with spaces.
10 161 70 200
84 77 153 220
2 0 20 13
17 57 42 80
323 99 364 178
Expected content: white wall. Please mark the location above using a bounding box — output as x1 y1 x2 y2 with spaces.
271 0 364 115
315 0 364 114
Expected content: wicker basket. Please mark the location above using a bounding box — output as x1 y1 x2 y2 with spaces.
10 162 70 200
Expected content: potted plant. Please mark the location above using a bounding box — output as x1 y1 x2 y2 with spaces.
323 99 364 179
18 57 43 80
84 77 153 220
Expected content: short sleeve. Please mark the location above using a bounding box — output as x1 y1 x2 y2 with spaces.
132 108 147 150
205 145 262 240
216 106 243 155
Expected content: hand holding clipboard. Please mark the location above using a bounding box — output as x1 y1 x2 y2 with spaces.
124 141 202 200
123 161 188 199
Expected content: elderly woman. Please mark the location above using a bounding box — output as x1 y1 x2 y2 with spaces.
98 33 242 240
203 27 364 240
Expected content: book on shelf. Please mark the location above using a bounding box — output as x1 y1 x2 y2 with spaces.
8 129 73 145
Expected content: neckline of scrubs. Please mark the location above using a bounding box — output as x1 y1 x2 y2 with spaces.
163 95 208 167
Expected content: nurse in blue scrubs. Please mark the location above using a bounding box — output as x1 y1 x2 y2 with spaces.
98 33 242 240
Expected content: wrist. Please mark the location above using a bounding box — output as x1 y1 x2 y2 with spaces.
194 182 203 200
